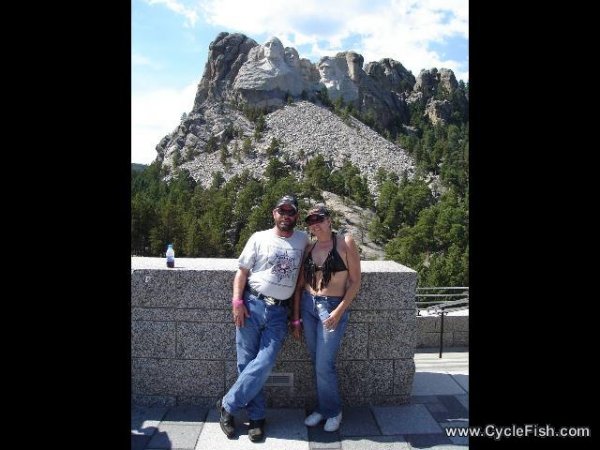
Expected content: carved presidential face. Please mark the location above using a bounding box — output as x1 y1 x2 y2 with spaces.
263 37 284 62
346 52 362 80
284 48 300 68
318 59 336 81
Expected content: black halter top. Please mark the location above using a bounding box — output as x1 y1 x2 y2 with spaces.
303 232 348 291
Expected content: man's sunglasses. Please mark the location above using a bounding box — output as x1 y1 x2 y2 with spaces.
277 208 297 216
305 215 326 225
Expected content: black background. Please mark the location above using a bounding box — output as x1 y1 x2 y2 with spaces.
468 2 594 448
26 2 593 447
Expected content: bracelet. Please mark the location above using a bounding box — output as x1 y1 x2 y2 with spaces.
291 319 302 326
232 298 244 307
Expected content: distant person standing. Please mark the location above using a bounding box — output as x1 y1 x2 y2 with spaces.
295 204 361 432
217 195 308 443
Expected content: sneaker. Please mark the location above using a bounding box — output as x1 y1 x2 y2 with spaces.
248 418 266 442
304 411 324 426
216 399 235 438
324 412 342 432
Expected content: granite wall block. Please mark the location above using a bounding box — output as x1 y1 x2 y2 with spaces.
131 258 417 407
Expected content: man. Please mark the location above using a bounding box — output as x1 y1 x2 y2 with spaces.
217 194 308 442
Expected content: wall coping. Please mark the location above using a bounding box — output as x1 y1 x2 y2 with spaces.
131 257 417 273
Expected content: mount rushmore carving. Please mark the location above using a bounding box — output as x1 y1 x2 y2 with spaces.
192 32 432 128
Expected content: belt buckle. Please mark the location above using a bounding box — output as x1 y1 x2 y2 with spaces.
264 296 276 306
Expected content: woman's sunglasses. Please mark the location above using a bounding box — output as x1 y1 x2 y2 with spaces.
305 215 326 225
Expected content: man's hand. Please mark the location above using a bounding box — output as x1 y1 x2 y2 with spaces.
233 303 250 327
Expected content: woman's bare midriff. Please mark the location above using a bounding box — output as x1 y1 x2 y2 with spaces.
305 268 349 297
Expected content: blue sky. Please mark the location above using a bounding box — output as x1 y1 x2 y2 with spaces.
132 0 468 164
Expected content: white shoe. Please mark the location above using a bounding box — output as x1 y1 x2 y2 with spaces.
304 411 324 426
324 412 342 432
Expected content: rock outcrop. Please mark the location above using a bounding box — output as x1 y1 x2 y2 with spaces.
407 68 468 125
192 32 257 107
155 32 468 196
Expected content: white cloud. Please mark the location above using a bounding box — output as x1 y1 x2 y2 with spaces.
147 0 198 26
132 52 159 68
143 0 468 79
196 0 468 80
131 82 198 164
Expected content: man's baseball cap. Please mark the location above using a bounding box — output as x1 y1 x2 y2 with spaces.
275 194 298 212
304 203 330 222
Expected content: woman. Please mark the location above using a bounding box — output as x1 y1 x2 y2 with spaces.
291 203 361 432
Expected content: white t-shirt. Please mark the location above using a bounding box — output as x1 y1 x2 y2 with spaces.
238 228 309 300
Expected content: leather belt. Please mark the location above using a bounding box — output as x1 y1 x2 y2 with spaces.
246 286 291 306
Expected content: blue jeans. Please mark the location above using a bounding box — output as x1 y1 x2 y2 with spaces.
301 290 349 418
222 291 288 420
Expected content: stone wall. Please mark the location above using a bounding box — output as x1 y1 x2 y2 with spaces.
416 315 469 348
131 257 417 408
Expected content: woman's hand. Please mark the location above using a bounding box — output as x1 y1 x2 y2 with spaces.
290 319 302 340
324 308 341 331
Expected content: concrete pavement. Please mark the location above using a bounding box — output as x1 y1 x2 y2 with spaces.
132 349 469 449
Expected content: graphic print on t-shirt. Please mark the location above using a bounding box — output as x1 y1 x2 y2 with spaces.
269 249 299 282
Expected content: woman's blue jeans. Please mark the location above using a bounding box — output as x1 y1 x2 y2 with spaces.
222 291 288 420
301 290 349 418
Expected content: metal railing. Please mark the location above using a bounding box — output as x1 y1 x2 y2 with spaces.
415 286 469 314
415 287 469 358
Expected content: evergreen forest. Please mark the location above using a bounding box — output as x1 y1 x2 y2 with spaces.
132 82 468 287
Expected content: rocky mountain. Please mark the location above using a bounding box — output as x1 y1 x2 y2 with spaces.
321 191 385 260
154 32 467 194
167 100 413 194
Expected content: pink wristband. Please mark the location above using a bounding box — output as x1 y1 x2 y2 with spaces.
291 319 302 326
232 298 244 307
